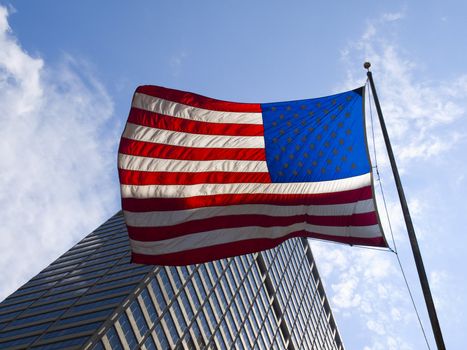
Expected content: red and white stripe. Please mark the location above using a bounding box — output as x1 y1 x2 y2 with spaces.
118 85 385 265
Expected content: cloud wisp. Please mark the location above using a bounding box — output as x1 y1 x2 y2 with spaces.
342 12 467 167
0 6 120 301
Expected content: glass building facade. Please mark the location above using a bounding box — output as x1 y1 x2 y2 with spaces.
0 212 343 349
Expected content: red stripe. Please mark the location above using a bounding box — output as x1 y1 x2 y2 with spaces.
122 186 374 212
118 169 271 185
127 212 378 241
119 138 266 161
136 86 262 113
128 108 264 136
131 233 387 265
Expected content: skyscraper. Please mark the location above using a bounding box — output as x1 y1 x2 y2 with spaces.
0 212 343 350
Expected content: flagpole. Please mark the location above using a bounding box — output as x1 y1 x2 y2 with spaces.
364 62 445 350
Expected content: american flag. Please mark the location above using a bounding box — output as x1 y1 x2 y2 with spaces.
118 85 386 265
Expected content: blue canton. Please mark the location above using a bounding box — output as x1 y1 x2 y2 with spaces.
262 87 370 183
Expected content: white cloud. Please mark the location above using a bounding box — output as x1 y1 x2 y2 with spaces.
0 6 120 300
382 12 405 22
342 31 467 166
430 270 446 287
331 273 361 309
170 51 188 77
366 319 386 335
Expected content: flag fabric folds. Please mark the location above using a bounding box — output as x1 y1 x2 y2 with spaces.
119 85 386 265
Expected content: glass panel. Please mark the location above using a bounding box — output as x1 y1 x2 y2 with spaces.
24 273 68 287
0 322 51 339
56 308 113 326
198 311 211 338
106 326 123 350
68 295 125 313
144 334 157 350
24 298 75 315
154 324 169 349
159 270 174 300
118 313 138 349
178 266 190 281
226 312 236 336
70 260 115 275
179 292 193 321
191 320 204 347
48 278 99 294
171 300 187 330
95 276 140 289
193 275 206 301
183 332 196 350
163 312 179 343
102 265 150 281
215 330 226 349
41 321 102 340
221 319 232 346
210 294 222 319
0 335 38 348
170 269 182 291
150 279 166 311
43 258 83 272
30 336 88 350
9 309 64 327
207 263 217 281
39 287 89 303
16 281 57 294
2 290 46 305
129 300 149 337
78 254 122 269
186 281 200 310
91 340 105 350
200 265 212 290
0 300 34 313
204 301 217 328
79 284 135 303
139 289 158 326
59 270 105 285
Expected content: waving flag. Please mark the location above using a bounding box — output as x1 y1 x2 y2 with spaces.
118 85 386 265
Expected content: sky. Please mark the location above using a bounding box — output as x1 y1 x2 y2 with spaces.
1 1 466 349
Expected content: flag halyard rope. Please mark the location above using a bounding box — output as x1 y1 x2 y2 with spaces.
366 81 432 350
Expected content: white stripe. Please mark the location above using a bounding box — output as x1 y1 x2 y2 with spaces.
130 223 382 255
121 173 371 198
124 199 376 227
132 92 263 125
118 154 268 173
123 123 264 149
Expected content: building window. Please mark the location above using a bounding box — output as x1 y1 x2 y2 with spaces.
105 327 123 350
117 313 138 349
129 300 149 338
153 323 169 349
139 289 158 326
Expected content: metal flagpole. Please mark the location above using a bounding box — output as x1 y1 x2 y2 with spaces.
364 62 446 350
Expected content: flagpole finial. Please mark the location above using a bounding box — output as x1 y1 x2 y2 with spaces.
363 62 371 71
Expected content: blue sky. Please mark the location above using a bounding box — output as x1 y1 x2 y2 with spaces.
1 1 466 349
